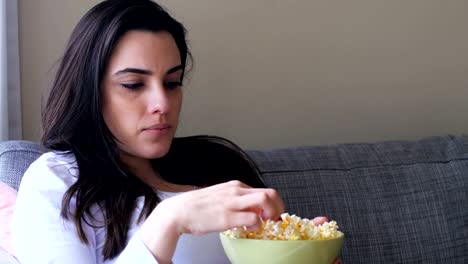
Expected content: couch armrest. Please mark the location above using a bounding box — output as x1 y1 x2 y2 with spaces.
0 140 45 191
0 246 19 264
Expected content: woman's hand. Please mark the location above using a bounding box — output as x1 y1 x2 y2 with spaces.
163 180 285 235
140 180 285 263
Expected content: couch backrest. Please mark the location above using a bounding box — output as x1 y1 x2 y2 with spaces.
248 135 468 263
1 136 467 263
0 141 45 190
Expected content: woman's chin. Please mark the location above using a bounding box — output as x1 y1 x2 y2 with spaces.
139 143 172 159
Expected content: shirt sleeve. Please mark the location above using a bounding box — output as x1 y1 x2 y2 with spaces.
12 153 159 264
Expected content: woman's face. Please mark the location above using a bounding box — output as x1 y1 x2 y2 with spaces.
102 30 183 161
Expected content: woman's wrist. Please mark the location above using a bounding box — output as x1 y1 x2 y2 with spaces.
140 202 181 263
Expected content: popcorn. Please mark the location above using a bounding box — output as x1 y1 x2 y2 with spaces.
223 213 343 240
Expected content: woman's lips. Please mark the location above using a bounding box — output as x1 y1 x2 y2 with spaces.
142 124 171 136
145 124 170 130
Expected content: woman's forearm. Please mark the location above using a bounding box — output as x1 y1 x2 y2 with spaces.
139 204 180 264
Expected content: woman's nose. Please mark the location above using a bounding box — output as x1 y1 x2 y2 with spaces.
146 83 170 114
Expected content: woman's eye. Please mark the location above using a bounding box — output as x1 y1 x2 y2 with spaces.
120 82 144 90
164 81 182 90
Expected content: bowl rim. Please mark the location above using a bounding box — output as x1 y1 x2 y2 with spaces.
219 231 344 242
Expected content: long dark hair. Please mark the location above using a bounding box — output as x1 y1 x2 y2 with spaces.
41 0 265 260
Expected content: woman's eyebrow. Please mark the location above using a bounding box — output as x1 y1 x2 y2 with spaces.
114 68 152 76
113 64 183 76
167 65 183 75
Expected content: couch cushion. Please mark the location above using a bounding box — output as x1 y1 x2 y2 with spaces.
248 135 468 263
0 141 45 191
0 182 17 257
0 246 19 264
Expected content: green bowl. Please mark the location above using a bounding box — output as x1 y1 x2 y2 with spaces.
220 232 344 264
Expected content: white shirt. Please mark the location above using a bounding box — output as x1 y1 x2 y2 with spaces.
12 152 230 264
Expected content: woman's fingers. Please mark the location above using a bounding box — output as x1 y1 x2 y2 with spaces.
202 181 285 220
224 211 261 231
226 190 284 220
227 189 277 209
191 211 260 235
205 180 251 192
171 180 286 234
312 216 329 226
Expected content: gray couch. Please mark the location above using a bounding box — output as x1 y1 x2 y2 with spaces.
1 135 467 263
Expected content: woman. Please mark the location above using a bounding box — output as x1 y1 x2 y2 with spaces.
13 1 337 263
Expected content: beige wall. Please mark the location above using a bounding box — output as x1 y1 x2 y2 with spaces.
19 0 468 149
